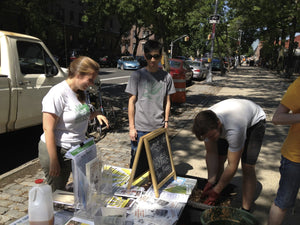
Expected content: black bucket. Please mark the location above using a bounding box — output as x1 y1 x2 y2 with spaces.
200 206 260 225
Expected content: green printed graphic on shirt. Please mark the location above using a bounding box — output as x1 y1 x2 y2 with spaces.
75 103 90 123
142 79 163 102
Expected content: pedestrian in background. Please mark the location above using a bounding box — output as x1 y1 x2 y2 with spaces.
38 56 109 192
125 40 176 168
268 77 300 225
192 98 266 211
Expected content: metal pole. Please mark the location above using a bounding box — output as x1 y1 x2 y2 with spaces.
170 42 173 58
238 29 242 65
206 0 219 83
169 35 187 59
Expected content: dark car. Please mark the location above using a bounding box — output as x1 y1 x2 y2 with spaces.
223 57 234 68
173 56 189 61
99 56 117 68
57 48 83 67
211 58 224 71
135 56 147 68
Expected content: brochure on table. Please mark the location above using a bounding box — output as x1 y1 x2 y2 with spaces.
12 138 197 225
58 166 196 224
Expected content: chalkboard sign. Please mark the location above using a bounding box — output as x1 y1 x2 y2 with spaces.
127 128 176 197
132 136 149 180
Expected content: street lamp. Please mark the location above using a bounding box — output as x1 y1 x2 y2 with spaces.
170 34 188 58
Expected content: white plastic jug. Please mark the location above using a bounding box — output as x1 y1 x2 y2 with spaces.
28 179 54 225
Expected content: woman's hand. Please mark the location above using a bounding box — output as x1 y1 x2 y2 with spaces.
96 115 109 128
49 158 61 177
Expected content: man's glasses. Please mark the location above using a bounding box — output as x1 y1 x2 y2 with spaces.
145 54 161 60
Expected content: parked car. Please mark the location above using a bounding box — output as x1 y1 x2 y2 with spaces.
99 55 117 67
57 48 84 67
70 49 83 62
117 56 140 70
222 57 235 68
135 56 147 68
169 58 193 85
186 60 208 80
200 57 209 68
173 56 188 61
211 58 222 71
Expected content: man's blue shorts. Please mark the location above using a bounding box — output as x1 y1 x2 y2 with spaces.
274 156 300 209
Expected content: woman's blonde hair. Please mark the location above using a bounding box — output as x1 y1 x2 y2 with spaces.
68 56 100 78
68 56 100 102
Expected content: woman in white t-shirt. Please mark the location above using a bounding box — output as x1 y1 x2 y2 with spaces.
38 56 108 192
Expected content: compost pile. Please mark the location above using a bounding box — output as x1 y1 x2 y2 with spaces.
188 188 233 209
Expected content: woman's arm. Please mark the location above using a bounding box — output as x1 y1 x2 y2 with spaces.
272 103 300 125
43 112 60 177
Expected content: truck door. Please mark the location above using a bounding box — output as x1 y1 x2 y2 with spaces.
0 75 10 134
14 40 65 130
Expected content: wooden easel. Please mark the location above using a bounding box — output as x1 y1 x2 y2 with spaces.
127 128 176 197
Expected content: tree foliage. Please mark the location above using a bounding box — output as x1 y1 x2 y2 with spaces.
3 0 299 74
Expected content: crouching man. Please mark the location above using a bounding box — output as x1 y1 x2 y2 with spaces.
192 98 266 211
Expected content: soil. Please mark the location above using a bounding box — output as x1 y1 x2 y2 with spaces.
188 188 231 208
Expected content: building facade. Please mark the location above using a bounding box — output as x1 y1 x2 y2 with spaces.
120 25 155 56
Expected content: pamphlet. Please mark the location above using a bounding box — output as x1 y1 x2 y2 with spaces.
114 187 144 198
106 196 135 209
52 189 75 211
85 157 102 185
145 176 197 203
126 195 181 225
64 216 94 225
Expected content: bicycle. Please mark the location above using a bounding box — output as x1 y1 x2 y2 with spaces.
85 82 116 142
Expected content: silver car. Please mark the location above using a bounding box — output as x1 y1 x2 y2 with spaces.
186 60 208 80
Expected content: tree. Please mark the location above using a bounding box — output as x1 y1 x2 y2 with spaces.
1 0 63 52
227 0 300 75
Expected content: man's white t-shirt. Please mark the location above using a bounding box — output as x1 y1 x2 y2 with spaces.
40 80 90 149
209 99 266 152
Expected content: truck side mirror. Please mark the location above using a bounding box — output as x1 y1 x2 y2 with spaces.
46 65 58 77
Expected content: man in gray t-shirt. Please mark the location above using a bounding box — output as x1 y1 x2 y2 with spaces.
125 40 176 168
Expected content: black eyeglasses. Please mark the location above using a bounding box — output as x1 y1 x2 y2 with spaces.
145 54 161 60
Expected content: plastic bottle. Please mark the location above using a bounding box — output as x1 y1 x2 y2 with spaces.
28 179 54 225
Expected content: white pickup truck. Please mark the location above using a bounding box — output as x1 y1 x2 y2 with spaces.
0 30 68 134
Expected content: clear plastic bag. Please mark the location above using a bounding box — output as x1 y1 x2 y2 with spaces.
65 138 113 219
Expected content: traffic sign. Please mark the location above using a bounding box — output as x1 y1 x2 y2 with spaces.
209 15 220 24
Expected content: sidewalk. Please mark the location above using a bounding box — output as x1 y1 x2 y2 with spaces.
0 65 299 224
171 65 300 225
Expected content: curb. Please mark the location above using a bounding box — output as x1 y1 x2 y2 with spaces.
0 158 41 188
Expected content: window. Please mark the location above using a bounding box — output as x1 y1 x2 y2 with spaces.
169 60 181 68
17 41 58 75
